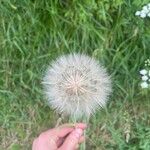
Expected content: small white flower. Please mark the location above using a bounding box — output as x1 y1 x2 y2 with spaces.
142 9 149 14
143 6 147 9
148 70 150 76
136 4 150 18
147 12 150 17
142 75 148 81
141 82 148 88
148 3 150 8
143 6 149 12
140 13 147 18
135 11 141 16
140 69 147 75
140 12 147 18
145 59 150 66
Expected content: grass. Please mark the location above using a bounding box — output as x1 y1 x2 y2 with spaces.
0 0 150 149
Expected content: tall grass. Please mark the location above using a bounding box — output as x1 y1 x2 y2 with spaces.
0 0 150 149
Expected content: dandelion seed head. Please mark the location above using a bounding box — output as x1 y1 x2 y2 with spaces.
43 53 112 119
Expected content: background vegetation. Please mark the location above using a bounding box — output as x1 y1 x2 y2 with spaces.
0 0 150 149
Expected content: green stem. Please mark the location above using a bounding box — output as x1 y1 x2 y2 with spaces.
80 129 86 150
70 116 89 150
80 116 89 150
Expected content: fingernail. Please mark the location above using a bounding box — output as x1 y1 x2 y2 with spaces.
74 128 83 138
76 128 83 135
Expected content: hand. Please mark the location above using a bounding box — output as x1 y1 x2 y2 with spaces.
32 123 87 150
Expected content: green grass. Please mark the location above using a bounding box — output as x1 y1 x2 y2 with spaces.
0 0 150 149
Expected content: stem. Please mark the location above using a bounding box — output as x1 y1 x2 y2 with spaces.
80 116 89 150
80 129 86 150
70 116 89 150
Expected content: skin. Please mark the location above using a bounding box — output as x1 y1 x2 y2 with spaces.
32 123 87 150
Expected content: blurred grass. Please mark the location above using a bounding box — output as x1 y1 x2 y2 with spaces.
0 0 150 149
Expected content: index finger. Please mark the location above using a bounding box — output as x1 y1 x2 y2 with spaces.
44 123 87 140
75 123 87 129
52 123 87 138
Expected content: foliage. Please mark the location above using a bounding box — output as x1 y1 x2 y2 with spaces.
0 0 150 149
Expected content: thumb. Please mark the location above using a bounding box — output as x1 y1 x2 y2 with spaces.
59 128 83 150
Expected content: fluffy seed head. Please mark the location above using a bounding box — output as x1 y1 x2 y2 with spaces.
43 53 112 119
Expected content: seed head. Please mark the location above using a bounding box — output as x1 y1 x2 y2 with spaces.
43 54 112 119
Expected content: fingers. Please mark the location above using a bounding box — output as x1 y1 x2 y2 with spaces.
32 138 38 150
33 123 87 150
57 127 86 148
79 136 85 144
55 123 86 148
59 128 84 150
75 123 87 130
74 136 85 150
52 123 87 139
57 127 74 138
45 127 73 139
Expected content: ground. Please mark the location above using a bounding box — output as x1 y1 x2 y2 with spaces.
0 0 150 150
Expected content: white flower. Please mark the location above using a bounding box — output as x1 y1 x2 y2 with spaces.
142 6 149 13
148 3 150 8
135 4 150 18
42 53 112 119
140 69 147 75
141 82 148 88
142 75 148 81
147 12 150 17
145 59 150 66
143 9 149 14
140 12 146 18
135 11 141 16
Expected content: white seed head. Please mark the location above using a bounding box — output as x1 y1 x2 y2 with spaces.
42 53 112 119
